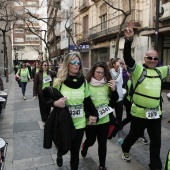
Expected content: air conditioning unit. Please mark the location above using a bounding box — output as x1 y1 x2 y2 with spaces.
159 2 170 20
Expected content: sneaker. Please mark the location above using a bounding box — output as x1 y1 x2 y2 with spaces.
23 96 26 100
138 137 149 145
56 156 63 167
122 152 131 162
81 141 88 157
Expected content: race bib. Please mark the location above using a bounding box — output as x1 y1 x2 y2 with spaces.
97 105 114 119
43 76 52 83
21 76 27 80
145 108 160 119
68 104 83 118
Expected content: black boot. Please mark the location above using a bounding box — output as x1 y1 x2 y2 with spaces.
81 141 88 157
56 156 63 167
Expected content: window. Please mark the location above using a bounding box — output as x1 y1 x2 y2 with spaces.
100 14 107 30
25 8 37 14
14 2 23 6
27 2 37 6
15 29 24 33
16 20 24 24
15 38 24 42
16 11 24 15
83 15 88 38
26 35 40 41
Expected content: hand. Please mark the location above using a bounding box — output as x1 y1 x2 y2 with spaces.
33 96 37 100
88 116 97 125
124 27 134 38
53 97 67 108
108 80 116 91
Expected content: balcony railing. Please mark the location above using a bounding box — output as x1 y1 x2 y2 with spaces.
89 9 142 39
79 0 89 12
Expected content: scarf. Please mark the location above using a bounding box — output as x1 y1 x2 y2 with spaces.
64 74 85 89
90 77 107 87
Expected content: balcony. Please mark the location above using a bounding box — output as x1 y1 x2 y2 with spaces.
77 31 89 44
89 9 142 40
79 0 89 12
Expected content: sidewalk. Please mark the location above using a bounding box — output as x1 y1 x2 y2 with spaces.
0 74 170 170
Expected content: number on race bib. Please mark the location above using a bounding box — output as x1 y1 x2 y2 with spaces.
97 105 114 119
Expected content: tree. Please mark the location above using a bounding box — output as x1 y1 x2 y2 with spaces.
103 0 132 58
12 0 64 61
0 0 18 82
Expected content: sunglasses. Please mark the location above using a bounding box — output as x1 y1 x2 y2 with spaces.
43 64 48 67
70 60 81 65
146 56 159 61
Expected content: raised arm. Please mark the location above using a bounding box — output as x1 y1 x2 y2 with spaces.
123 27 135 68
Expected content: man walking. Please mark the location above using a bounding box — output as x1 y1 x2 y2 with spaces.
121 27 170 170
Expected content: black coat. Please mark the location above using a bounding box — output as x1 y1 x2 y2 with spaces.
42 87 76 155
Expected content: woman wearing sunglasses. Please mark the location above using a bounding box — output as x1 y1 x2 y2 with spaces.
81 61 117 170
16 62 31 100
33 61 56 123
53 52 98 170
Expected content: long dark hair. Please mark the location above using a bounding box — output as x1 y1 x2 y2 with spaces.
39 61 49 72
86 61 112 82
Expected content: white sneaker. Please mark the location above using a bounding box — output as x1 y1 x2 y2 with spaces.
23 96 26 100
122 152 131 162
138 137 149 145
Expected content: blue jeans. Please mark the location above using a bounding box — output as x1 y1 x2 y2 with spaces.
20 82 27 96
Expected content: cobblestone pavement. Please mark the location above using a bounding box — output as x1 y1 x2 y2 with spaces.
0 74 170 170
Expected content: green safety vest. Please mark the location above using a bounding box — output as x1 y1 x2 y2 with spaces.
165 149 170 170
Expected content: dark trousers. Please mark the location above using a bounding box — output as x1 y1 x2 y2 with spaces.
58 128 84 170
122 116 162 170
83 122 109 167
114 100 123 131
122 98 132 127
38 94 51 122
20 82 27 96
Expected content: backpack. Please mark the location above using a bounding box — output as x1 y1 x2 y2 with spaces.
129 67 162 103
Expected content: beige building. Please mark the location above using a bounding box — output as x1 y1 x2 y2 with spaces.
12 0 42 65
73 0 170 87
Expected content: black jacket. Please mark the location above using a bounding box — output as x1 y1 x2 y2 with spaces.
42 87 76 155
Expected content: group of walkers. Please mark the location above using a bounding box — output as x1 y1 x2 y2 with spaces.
15 27 170 170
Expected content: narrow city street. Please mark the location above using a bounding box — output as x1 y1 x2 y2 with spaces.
0 74 170 170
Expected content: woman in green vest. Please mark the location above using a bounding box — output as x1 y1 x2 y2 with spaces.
53 52 98 170
16 63 31 100
81 61 117 170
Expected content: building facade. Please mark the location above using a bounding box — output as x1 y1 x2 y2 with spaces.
73 0 170 85
12 0 42 65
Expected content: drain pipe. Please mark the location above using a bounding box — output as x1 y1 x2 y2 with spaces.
154 0 160 51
